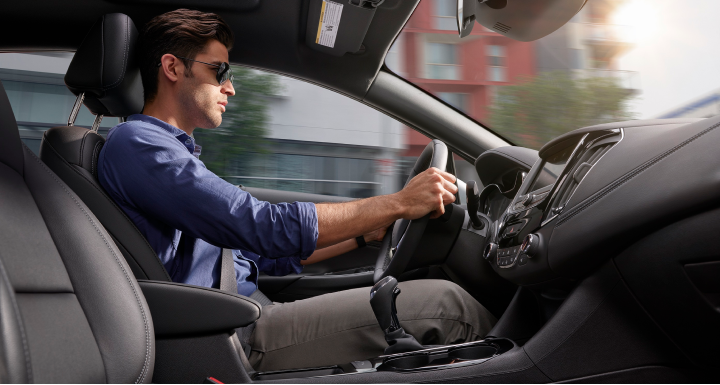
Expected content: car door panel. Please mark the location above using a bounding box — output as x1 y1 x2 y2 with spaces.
245 186 378 300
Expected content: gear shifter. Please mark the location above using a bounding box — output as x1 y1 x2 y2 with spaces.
370 276 424 355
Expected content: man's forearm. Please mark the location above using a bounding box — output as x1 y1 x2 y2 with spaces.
315 194 402 249
301 238 357 265
314 168 458 249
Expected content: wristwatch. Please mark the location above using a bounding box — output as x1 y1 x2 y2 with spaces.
356 235 367 248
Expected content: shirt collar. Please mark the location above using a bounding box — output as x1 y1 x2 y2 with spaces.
128 114 201 157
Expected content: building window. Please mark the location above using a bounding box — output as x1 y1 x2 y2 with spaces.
433 0 457 30
438 92 468 113
426 43 460 80
487 45 506 82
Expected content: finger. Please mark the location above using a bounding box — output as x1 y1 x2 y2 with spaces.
430 195 445 219
441 177 459 194
434 169 457 183
441 188 456 205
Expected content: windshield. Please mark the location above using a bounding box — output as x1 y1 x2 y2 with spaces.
386 0 719 150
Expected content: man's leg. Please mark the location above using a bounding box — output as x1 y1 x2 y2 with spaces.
248 279 497 372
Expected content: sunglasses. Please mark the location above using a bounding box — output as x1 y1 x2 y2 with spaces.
158 55 234 86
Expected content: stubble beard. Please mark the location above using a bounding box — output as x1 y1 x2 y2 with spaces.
179 79 223 130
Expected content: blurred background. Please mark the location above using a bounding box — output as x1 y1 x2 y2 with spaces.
2 0 719 199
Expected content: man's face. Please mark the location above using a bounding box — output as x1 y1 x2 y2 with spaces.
177 39 235 129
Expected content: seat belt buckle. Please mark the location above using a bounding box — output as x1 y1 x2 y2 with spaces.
204 377 224 384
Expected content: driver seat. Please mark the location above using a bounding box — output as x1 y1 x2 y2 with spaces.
37 14 274 305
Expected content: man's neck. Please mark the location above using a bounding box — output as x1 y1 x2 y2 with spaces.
142 99 195 136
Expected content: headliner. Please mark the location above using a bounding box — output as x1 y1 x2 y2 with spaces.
0 0 418 100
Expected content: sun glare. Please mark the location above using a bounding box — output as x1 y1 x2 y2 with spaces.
611 0 659 44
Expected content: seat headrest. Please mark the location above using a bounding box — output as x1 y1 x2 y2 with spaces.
65 13 144 117
0 81 23 175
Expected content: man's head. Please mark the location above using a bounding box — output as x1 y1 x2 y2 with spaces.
138 9 235 131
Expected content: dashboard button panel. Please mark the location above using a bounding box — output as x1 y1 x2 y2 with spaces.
497 246 524 268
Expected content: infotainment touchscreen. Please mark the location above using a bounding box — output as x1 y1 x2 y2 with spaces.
528 144 576 192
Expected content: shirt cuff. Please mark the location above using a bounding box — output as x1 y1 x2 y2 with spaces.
297 202 318 260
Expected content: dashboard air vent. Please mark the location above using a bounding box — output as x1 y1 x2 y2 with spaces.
548 133 620 216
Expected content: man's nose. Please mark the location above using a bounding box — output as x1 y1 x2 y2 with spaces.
223 81 236 96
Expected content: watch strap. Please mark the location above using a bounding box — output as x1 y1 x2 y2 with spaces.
356 235 367 248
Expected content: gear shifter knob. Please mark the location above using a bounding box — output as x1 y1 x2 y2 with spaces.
370 276 425 354
369 276 401 333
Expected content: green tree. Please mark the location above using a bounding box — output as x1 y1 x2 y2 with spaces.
489 71 635 149
194 66 282 176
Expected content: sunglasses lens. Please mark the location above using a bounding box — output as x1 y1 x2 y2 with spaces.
218 63 233 85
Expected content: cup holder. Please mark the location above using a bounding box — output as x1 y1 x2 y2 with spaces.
377 340 510 372
448 344 497 360
382 354 430 370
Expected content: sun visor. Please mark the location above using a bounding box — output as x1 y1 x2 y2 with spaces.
305 0 383 56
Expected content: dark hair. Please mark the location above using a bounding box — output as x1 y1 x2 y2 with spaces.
138 9 234 102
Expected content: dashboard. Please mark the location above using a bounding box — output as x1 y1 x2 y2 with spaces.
461 116 720 368
471 117 714 286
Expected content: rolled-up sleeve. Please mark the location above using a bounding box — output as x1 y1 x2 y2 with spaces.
99 122 318 263
237 249 305 276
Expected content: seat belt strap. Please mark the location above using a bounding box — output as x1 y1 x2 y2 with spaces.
220 248 237 294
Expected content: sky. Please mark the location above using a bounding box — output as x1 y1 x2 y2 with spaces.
612 0 720 118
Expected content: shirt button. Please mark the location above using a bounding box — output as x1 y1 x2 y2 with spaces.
185 139 192 145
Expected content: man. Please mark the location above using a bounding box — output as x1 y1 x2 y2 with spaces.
98 9 496 372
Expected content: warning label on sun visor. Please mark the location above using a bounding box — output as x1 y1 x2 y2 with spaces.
315 0 343 48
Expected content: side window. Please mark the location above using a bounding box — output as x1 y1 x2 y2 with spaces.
193 67 409 199
0 53 460 200
0 52 117 154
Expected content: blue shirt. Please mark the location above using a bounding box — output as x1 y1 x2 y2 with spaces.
98 114 318 296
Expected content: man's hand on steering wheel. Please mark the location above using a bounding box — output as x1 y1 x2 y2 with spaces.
394 167 458 220
364 226 389 243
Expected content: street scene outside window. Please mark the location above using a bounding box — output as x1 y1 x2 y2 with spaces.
1 0 718 200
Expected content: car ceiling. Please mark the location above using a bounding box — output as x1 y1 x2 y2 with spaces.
0 0 418 101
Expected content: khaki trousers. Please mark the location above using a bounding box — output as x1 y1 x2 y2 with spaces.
248 279 496 372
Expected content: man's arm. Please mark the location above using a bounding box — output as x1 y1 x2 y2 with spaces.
315 168 458 249
301 226 388 265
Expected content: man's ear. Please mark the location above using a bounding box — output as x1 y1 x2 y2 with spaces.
159 54 183 83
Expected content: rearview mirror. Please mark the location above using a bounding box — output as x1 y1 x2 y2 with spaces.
457 0 587 41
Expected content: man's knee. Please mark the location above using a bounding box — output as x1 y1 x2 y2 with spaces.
397 279 477 307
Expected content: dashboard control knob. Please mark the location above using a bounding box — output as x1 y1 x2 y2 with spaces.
483 242 498 260
522 194 535 206
520 234 539 258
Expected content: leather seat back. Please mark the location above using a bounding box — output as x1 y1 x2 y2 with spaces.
0 79 155 382
39 14 171 282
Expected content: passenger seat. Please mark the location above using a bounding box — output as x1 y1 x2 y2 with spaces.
0 79 155 382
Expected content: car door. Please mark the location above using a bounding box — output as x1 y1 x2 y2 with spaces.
198 67 420 301
194 66 490 302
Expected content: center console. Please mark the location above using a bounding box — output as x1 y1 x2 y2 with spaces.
252 275 517 381
252 338 515 381
480 128 623 286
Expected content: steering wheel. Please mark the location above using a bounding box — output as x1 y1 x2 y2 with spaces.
374 139 449 283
